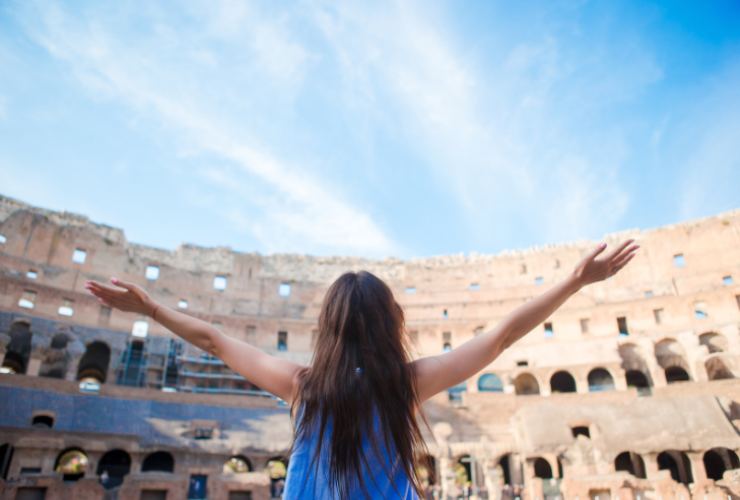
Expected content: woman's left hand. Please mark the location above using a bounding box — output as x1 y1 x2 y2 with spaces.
572 239 640 287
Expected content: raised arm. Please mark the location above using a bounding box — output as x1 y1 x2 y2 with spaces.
85 278 304 403
411 239 639 402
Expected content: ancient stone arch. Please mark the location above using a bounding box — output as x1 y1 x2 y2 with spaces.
477 373 504 392
142 451 175 473
705 355 735 380
587 368 615 392
513 373 540 395
550 370 577 393
654 339 691 383
54 447 89 481
533 457 552 479
699 331 728 354
97 449 131 489
614 451 646 479
657 450 693 485
39 332 71 379
76 340 111 383
703 447 740 481
618 343 653 391
1 320 32 374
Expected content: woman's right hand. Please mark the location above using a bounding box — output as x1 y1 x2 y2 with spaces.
85 277 156 317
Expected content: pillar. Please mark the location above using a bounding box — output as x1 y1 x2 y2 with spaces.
687 452 707 483
26 356 42 376
643 453 661 481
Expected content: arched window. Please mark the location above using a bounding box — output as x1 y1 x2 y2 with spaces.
1 321 32 374
655 339 691 383
267 457 287 478
477 373 504 392
549 371 576 393
658 451 679 482
498 454 512 486
571 426 590 439
0 444 13 480
267 457 288 498
40 333 70 379
533 457 552 479
50 333 70 349
699 332 727 354
77 341 111 383
587 368 615 392
224 455 251 474
614 451 646 479
625 370 651 395
665 366 690 383
454 455 473 489
514 373 540 396
705 356 735 381
416 454 437 490
448 381 467 402
704 447 740 481
142 451 174 473
31 414 54 428
657 450 693 485
619 344 652 394
97 449 131 489
55 448 88 481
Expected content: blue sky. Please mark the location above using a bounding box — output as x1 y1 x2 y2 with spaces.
0 1 738 258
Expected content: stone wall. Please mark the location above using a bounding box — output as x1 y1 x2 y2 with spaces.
1 193 739 499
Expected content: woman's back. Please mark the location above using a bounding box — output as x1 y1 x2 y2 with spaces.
283 401 419 499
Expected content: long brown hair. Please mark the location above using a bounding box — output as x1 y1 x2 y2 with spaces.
290 270 428 498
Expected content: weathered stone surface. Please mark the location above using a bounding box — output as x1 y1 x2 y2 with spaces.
1 193 739 499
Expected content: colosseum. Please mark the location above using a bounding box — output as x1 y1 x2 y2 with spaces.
0 193 738 500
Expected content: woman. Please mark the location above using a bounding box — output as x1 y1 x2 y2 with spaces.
85 239 638 499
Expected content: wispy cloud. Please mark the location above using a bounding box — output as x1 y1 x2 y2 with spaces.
309 1 646 247
4 1 737 258
18 1 398 256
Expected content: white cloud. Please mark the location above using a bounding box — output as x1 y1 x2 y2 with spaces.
10 0 732 259
20 1 397 257
311 1 637 246
250 21 313 87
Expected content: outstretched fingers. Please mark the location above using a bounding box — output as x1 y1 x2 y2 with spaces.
610 250 637 276
604 239 635 261
85 281 122 299
85 280 133 308
84 284 112 306
611 244 639 267
614 252 635 269
85 280 123 292
586 242 608 261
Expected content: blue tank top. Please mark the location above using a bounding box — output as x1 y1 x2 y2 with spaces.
283 400 419 499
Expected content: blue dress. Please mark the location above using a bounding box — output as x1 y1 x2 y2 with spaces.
282 399 419 499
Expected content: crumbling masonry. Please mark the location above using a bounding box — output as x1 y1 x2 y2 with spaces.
0 194 739 499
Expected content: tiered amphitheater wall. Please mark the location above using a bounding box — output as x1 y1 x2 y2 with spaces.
1 194 739 499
